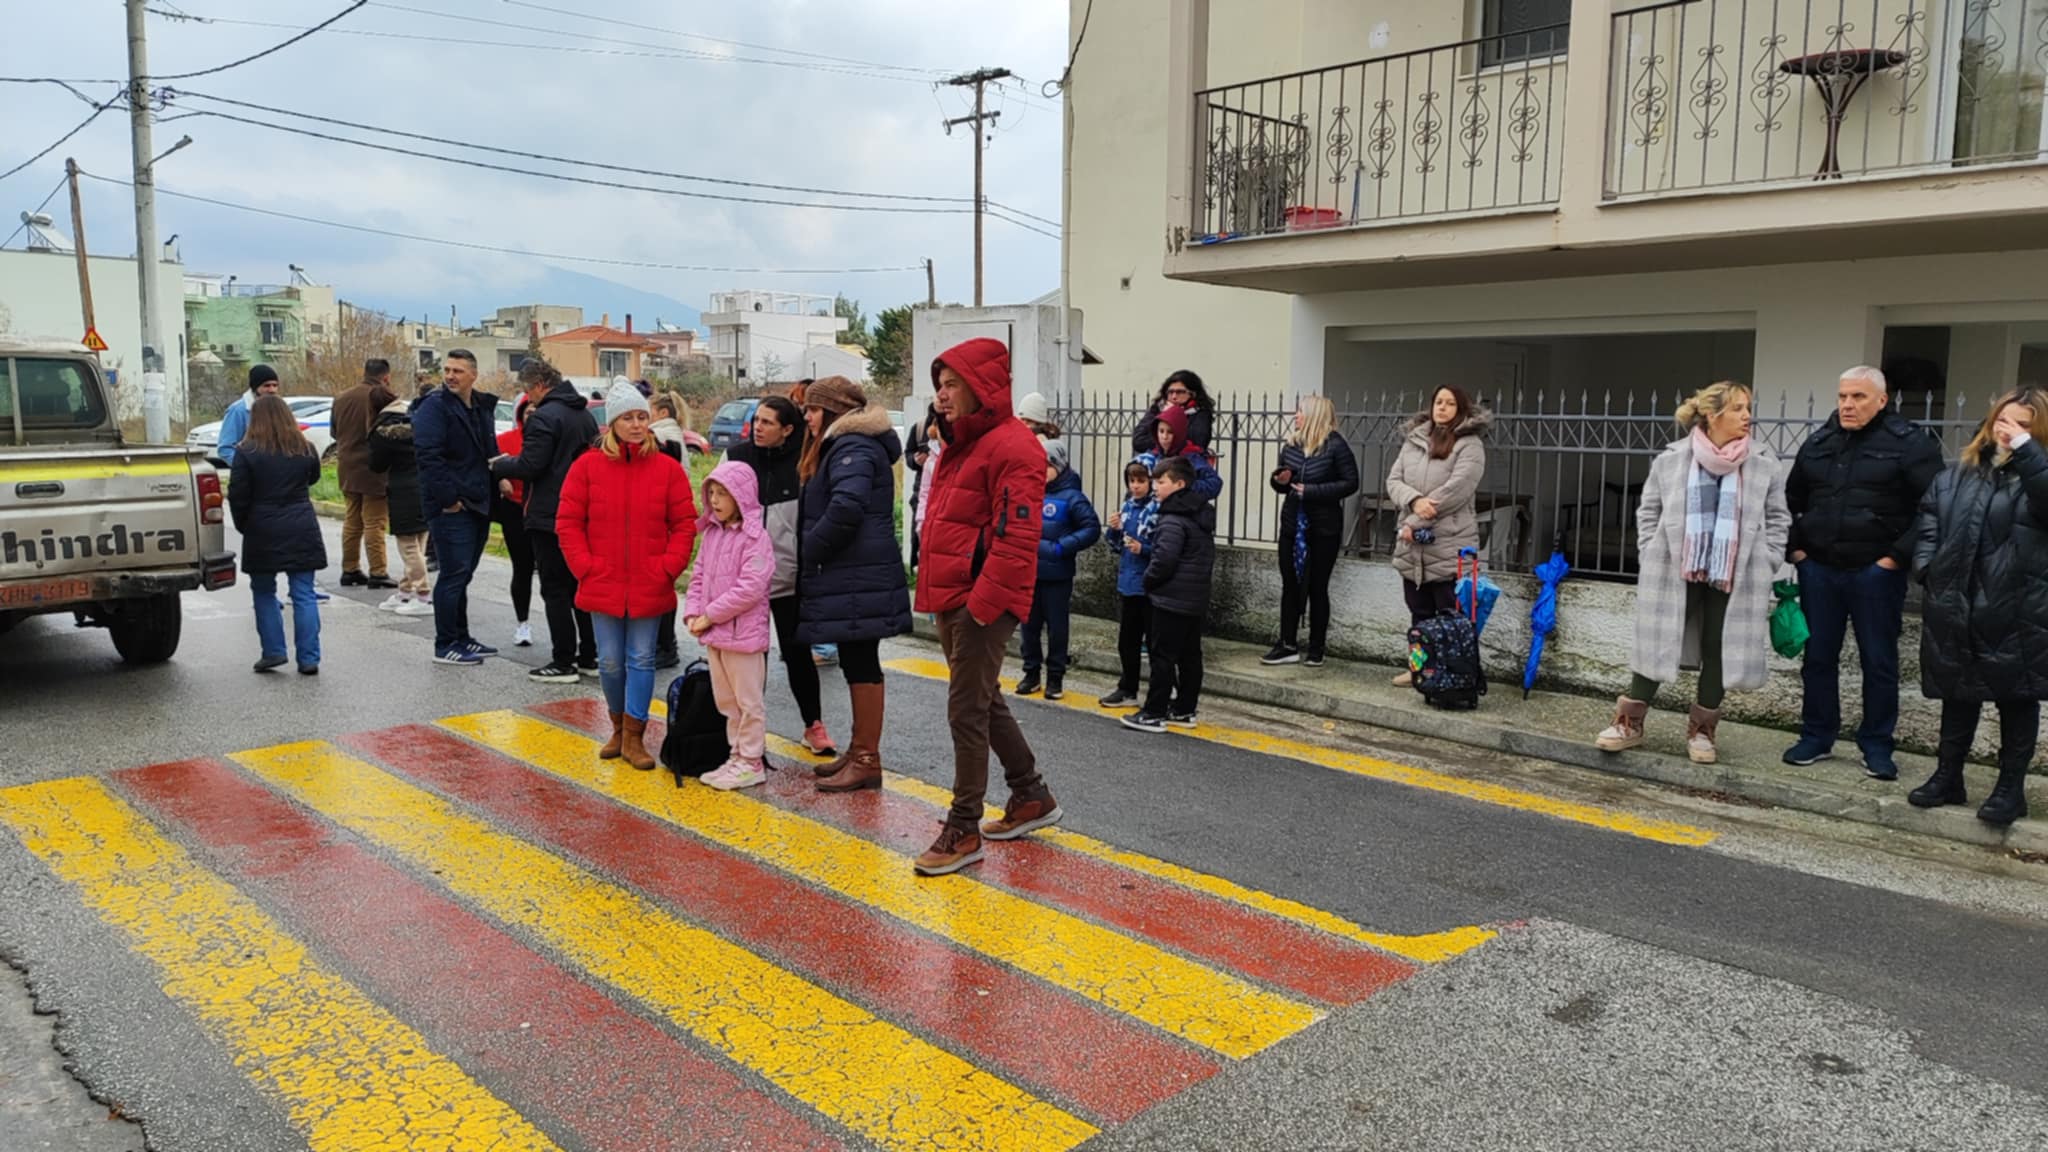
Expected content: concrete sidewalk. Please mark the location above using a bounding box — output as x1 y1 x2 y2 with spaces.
913 613 2048 857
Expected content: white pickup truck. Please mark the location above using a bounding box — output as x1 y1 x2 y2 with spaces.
0 338 236 662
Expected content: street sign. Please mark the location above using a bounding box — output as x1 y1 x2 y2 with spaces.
82 327 109 352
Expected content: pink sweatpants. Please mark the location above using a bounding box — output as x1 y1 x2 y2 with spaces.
707 647 767 761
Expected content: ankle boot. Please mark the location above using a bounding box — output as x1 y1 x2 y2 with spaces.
819 682 885 793
1977 752 2031 827
1908 752 1969 809
1685 705 1722 765
620 715 657 771
1595 697 1650 752
599 712 625 760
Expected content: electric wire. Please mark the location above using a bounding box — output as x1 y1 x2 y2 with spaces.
0 100 123 184
493 0 947 77
156 0 367 81
0 174 69 250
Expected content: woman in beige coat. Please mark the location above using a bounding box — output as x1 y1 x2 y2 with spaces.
1386 386 1491 686
1595 381 1790 764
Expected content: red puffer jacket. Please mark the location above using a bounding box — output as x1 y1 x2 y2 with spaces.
557 439 698 618
914 337 1046 625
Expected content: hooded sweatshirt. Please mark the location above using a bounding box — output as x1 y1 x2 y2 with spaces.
684 460 775 654
1136 404 1223 503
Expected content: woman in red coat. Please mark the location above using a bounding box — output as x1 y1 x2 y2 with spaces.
557 381 698 768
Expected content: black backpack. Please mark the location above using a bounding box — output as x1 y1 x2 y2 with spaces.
659 660 729 786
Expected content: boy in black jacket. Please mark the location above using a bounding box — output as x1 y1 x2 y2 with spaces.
1124 456 1216 733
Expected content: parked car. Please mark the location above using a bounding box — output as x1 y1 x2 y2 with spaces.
187 396 335 460
493 396 706 455
708 398 761 452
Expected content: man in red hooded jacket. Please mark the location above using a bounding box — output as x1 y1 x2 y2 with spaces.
911 338 1062 876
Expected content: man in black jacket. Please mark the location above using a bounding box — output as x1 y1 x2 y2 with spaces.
491 359 599 683
1784 366 1945 779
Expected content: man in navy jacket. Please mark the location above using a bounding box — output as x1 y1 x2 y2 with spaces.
412 350 500 665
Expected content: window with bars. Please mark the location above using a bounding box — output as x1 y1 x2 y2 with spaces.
1480 0 1570 67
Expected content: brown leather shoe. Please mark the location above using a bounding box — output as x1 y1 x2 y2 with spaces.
817 748 882 792
599 712 625 760
620 715 657 771
913 823 984 876
812 749 852 779
982 791 1063 841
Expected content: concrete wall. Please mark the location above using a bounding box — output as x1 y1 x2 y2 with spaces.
0 249 191 430
1067 539 2039 767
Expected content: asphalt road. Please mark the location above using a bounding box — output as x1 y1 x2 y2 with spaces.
3 521 2047 1150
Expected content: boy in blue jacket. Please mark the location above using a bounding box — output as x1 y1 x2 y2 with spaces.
1017 438 1101 701
1099 458 1159 708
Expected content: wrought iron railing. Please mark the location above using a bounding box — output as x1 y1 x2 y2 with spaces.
1607 0 2048 196
1192 25 1570 240
1055 389 1981 582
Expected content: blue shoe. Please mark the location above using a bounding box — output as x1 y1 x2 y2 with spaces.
1862 751 1899 782
1781 738 1833 767
435 646 483 666
462 639 499 658
312 586 332 602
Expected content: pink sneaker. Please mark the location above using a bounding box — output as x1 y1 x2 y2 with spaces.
802 721 837 758
704 758 766 791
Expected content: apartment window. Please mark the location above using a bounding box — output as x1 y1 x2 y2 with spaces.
259 319 287 345
1480 0 1569 67
599 349 628 376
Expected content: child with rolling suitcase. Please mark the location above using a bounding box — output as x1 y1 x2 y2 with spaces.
684 461 776 790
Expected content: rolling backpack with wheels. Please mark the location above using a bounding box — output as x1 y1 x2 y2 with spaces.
1407 552 1487 711
659 659 729 787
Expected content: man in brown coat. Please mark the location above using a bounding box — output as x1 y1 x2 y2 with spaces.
331 358 399 588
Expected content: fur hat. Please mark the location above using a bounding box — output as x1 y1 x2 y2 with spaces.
804 375 866 416
603 378 651 422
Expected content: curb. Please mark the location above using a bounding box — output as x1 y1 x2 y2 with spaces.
908 618 2048 857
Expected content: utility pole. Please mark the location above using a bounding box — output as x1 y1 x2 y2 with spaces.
943 67 1010 307
924 258 936 307
65 159 97 342
125 0 169 444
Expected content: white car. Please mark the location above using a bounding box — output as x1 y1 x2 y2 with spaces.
187 396 335 460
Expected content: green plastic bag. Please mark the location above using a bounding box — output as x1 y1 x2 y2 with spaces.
1770 579 1809 659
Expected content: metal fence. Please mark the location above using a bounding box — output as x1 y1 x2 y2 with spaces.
1193 22 1570 240
1055 389 1983 582
1607 0 2048 196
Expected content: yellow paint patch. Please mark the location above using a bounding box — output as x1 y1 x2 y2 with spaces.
448 711 1323 1060
0 776 561 1152
884 657 1718 849
230 741 1095 1152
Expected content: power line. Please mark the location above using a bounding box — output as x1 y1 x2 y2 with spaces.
0 78 106 107
74 169 929 275
0 98 124 184
173 90 974 206
1048 0 1095 95
984 199 1060 229
0 174 68 249
983 205 1060 241
157 0 366 81
494 0 947 77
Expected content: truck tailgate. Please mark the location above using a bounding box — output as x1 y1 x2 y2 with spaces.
0 450 202 582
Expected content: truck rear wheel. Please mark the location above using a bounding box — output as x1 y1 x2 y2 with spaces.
109 593 183 664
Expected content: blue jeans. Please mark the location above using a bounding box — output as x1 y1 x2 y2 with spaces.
593 613 662 721
428 509 489 652
1798 558 1907 757
251 571 320 668
1021 579 1074 675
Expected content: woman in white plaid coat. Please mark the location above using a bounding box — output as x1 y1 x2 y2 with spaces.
1596 381 1790 764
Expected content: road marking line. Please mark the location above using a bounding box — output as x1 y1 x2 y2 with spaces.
883 657 1718 849
447 710 1325 1061
0 776 562 1152
231 740 1096 1152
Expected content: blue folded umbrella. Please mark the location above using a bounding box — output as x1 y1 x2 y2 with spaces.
1522 550 1571 698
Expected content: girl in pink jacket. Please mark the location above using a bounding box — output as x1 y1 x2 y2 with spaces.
685 460 776 790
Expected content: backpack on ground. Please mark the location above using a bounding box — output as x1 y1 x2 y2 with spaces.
660 660 729 787
1408 552 1487 710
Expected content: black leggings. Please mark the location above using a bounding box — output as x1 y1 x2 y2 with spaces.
768 595 823 725
837 638 884 686
492 500 534 622
1278 530 1341 651
1402 578 1458 625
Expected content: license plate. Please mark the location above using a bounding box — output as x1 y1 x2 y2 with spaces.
0 578 92 608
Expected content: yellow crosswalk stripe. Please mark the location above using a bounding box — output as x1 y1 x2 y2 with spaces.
0 776 563 1152
230 741 1097 1152
448 710 1324 1060
884 657 1718 848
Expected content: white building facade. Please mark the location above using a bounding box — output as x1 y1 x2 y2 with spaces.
1 247 190 428
703 290 847 384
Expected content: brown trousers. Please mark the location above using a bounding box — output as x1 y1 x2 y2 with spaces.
937 606 1045 828
341 492 390 577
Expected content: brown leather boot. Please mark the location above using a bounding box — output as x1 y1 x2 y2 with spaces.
599 712 625 760
1686 704 1722 765
818 682 885 792
620 715 657 771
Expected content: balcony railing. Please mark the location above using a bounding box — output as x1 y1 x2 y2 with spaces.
1192 25 1570 241
1606 0 2048 197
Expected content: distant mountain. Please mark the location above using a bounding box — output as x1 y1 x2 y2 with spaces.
346 265 703 334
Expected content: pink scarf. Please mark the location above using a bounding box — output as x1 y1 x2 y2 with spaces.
1689 425 1749 476
1683 427 1751 591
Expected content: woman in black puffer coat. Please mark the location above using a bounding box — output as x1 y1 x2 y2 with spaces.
1905 388 2048 826
228 395 327 674
369 394 431 611
1263 395 1359 666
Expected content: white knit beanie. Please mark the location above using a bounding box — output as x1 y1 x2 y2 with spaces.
1016 391 1049 424
604 377 651 422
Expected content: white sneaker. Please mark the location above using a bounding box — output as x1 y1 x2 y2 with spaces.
395 598 435 617
377 593 409 612
703 759 766 791
514 622 533 647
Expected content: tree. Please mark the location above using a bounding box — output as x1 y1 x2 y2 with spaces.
869 304 913 395
304 303 413 396
760 351 787 385
834 294 869 348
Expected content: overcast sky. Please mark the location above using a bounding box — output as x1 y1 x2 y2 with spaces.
1 0 1067 327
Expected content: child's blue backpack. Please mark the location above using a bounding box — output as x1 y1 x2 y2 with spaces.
660 660 729 787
